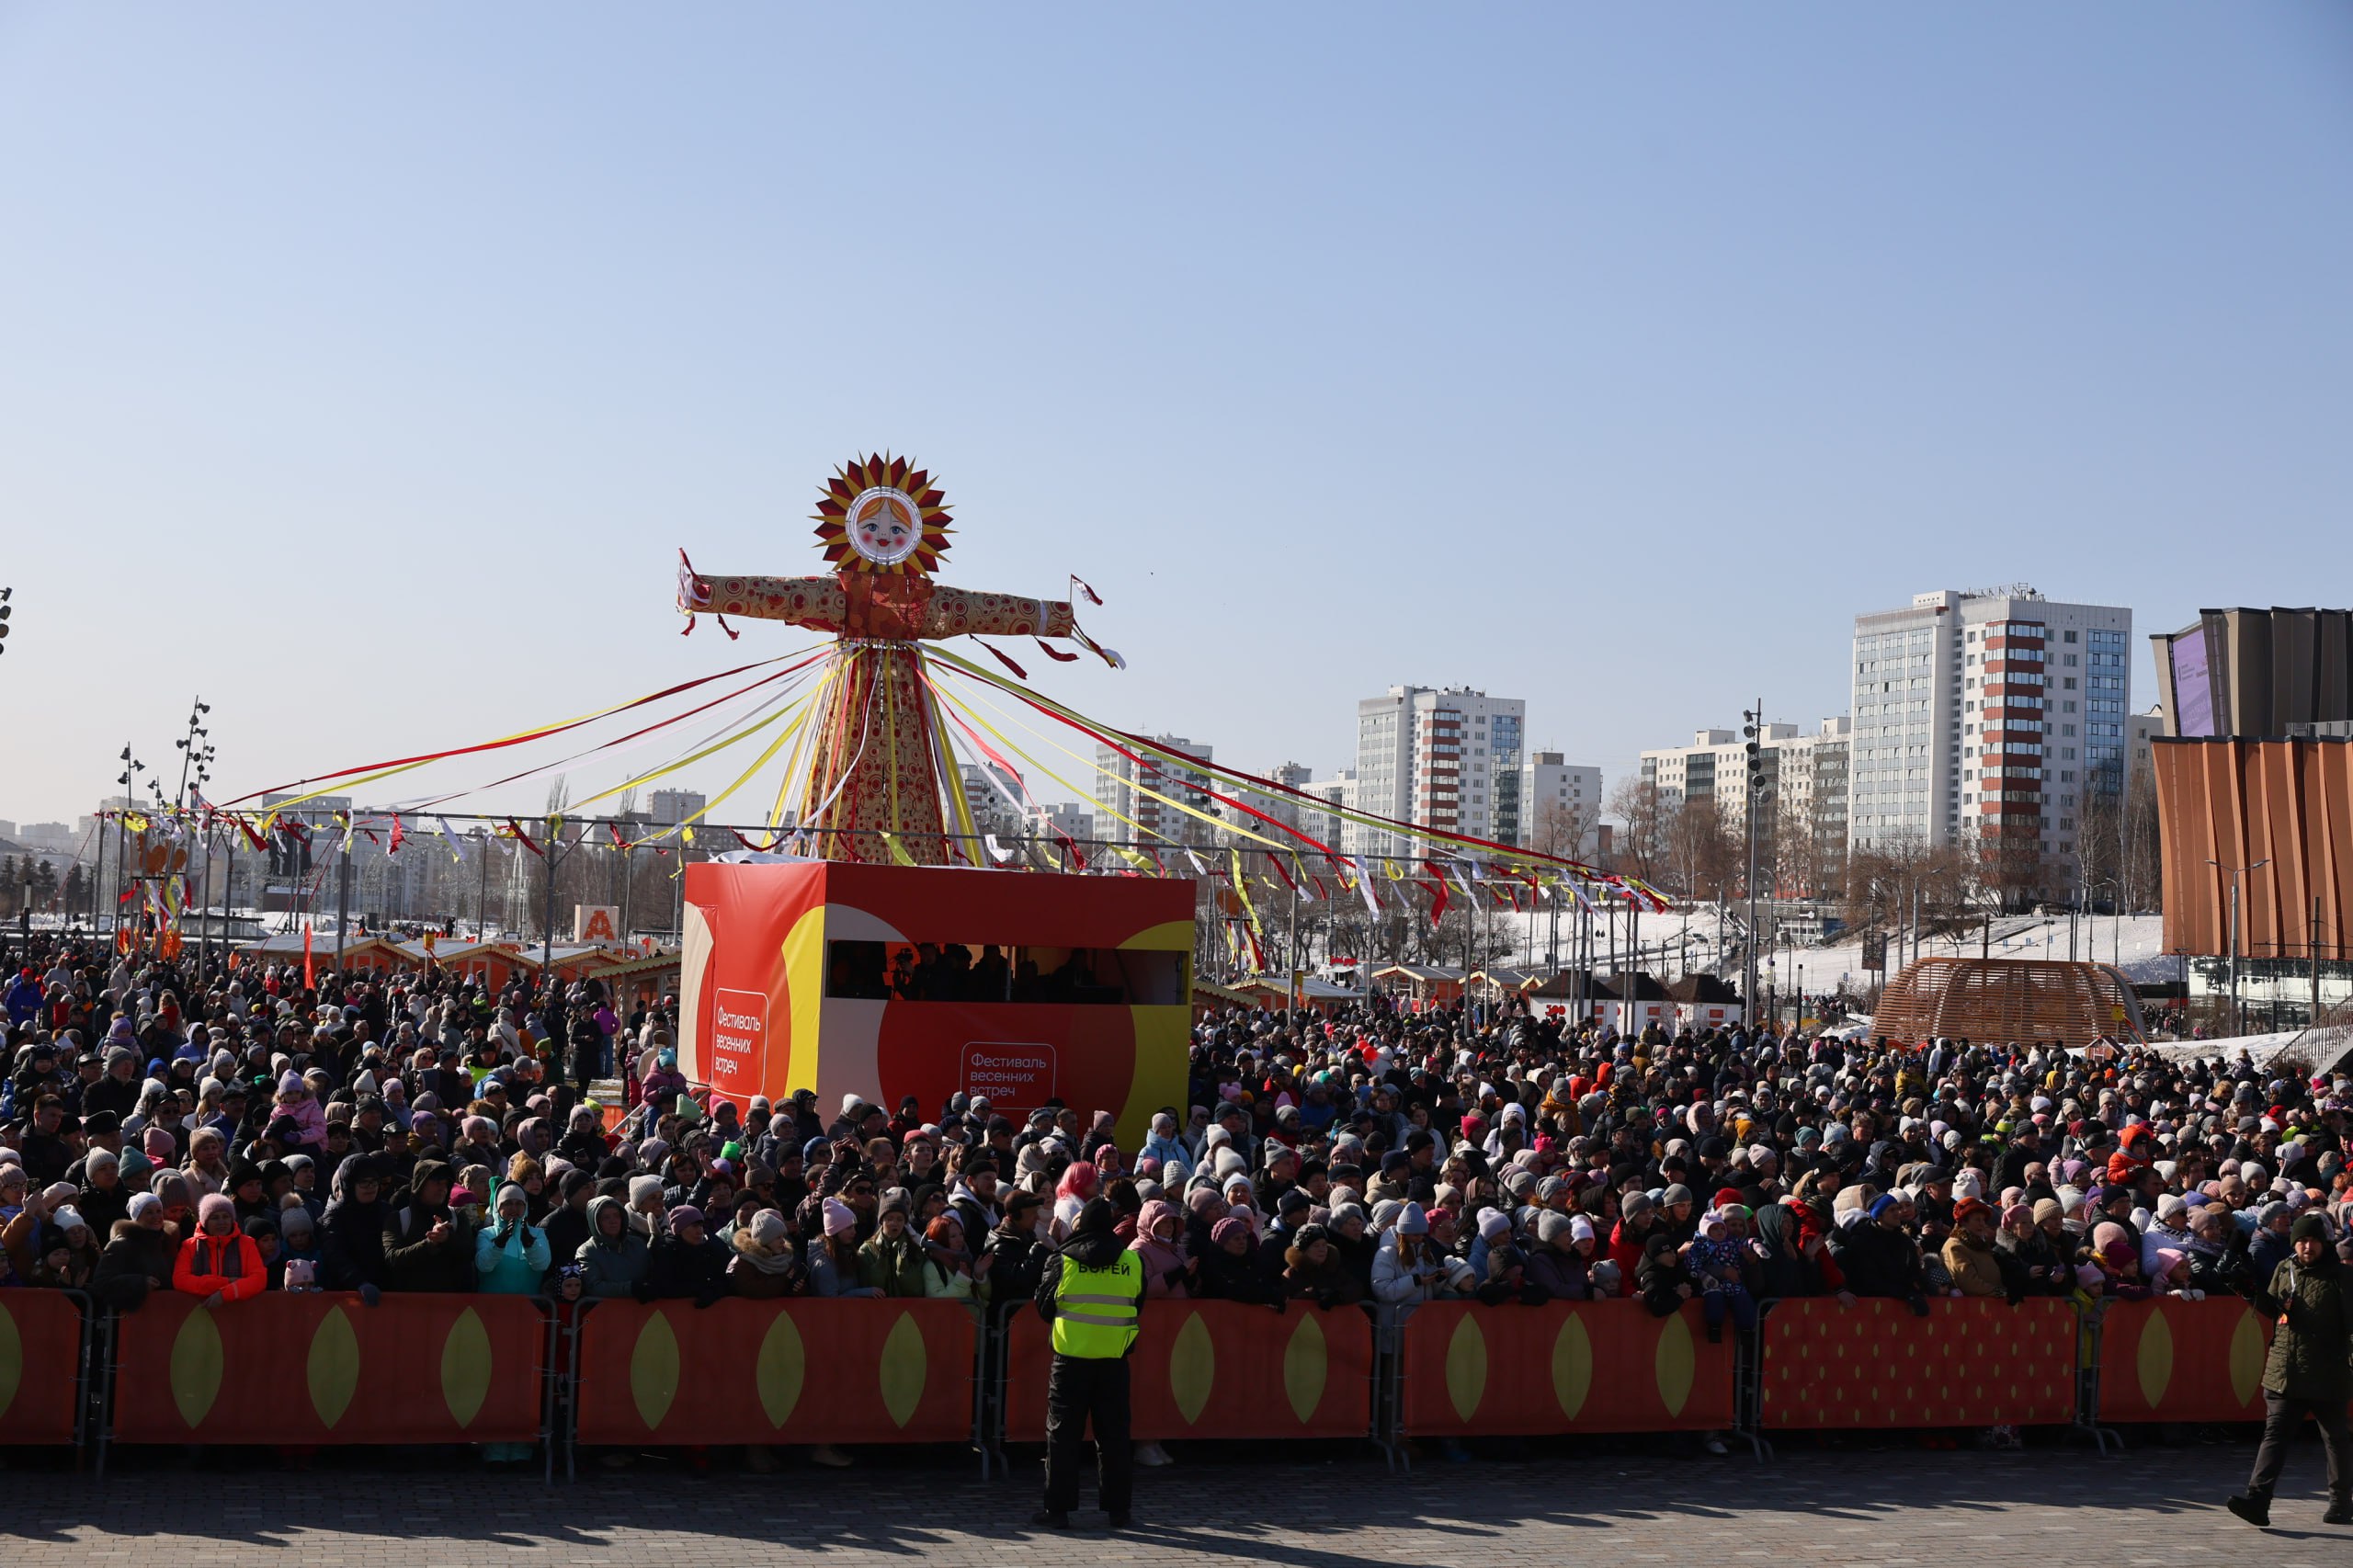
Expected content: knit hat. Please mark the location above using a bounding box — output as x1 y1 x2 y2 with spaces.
197 1192 236 1233
1536 1211 1571 1244
2031 1199 2063 1226
127 1192 162 1223
1477 1209 1512 1243
667 1205 705 1232
2290 1213 2330 1244
1398 1201 1430 1235
822 1198 857 1236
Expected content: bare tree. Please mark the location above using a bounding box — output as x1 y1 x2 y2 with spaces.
1974 823 2052 915
1606 778 1672 886
1531 796 1592 862
1775 793 1828 900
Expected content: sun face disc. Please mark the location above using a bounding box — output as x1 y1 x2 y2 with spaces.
813 455 952 575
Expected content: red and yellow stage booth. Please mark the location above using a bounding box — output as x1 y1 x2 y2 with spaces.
678 860 1192 1142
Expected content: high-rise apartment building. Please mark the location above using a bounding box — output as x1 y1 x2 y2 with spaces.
1093 734 1218 846
1848 587 2131 870
1351 686 1525 857
647 790 707 827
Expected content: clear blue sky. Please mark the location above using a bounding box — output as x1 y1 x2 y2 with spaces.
4 6 2348 828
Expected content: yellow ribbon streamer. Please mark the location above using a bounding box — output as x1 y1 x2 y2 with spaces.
1230 848 1262 934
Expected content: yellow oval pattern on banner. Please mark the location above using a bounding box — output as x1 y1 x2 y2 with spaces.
171 1306 223 1429
631 1312 680 1429
1168 1312 1214 1424
0 1301 22 1420
878 1312 926 1429
1282 1311 1326 1423
2229 1311 2267 1407
441 1307 493 1429
1552 1313 1592 1420
1445 1314 1487 1422
1654 1310 1695 1417
306 1306 360 1428
2135 1306 2174 1410
756 1312 805 1427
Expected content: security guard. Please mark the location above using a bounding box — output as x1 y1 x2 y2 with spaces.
2227 1213 2352 1528
1031 1196 1144 1530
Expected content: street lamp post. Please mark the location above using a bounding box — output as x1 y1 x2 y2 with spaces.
2208 857 2269 1037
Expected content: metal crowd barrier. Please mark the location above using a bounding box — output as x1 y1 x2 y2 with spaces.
17 1284 2265 1479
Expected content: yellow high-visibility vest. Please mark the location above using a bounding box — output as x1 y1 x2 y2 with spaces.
1051 1249 1143 1358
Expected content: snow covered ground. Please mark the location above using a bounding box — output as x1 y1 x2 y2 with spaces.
1475 908 2182 993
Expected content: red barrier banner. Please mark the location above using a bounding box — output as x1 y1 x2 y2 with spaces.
1759 1296 2077 1429
2097 1297 2267 1424
111 1291 548 1445
0 1290 84 1445
573 1298 975 1446
1397 1299 1733 1436
1004 1301 1372 1441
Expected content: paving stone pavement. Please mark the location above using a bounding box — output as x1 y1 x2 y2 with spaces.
2 1440 2348 1562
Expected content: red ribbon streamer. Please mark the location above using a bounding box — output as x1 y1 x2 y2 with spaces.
222 654 794 805
972 639 1028 680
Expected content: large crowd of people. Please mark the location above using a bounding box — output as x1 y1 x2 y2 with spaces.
3 931 2349 1489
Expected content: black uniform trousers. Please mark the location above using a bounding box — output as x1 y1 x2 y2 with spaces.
2246 1389 2353 1498
1042 1350 1132 1515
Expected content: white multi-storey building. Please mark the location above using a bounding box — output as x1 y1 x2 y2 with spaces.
1508 752 1604 858
1093 734 1218 847
1849 586 2131 869
1351 686 1525 858
956 763 1024 839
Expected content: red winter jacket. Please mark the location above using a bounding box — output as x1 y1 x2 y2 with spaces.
174 1232 266 1301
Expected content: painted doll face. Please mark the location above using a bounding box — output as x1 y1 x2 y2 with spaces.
849 490 920 565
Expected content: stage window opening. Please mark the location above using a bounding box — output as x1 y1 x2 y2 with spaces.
824 940 1181 1006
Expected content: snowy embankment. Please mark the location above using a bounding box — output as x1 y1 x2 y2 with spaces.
1477 908 2183 991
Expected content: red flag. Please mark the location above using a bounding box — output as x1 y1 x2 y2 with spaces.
388 815 405 856
608 822 629 850
302 924 315 988
1033 639 1080 663
502 819 545 858
1265 852 1298 894
1419 877 1449 928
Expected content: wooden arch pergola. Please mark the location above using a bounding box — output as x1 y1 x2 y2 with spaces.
1870 957 2143 1047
